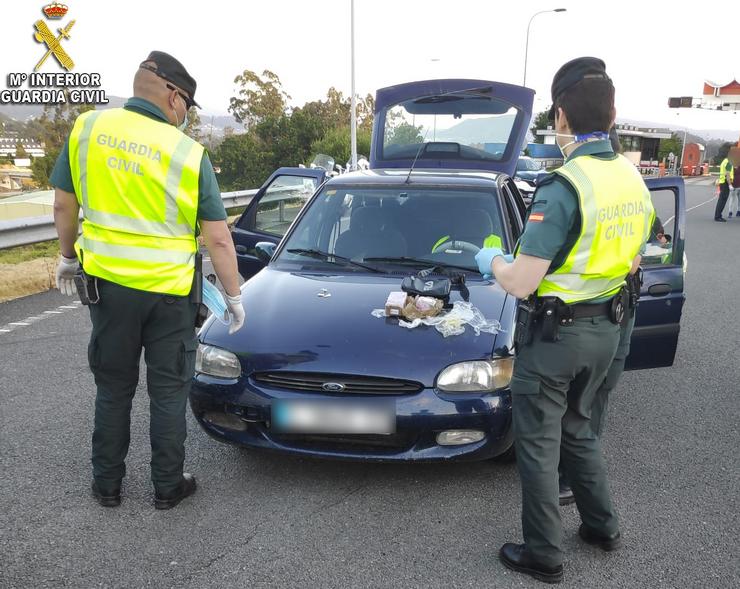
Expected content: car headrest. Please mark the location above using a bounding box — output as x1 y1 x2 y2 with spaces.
351 206 387 233
455 208 493 236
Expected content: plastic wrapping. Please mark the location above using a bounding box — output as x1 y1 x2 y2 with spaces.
372 301 502 338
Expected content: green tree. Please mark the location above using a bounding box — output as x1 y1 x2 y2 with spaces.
386 122 424 146
228 69 290 127
529 109 551 144
31 146 59 188
15 142 28 158
184 109 203 143
658 134 684 163
714 141 734 164
300 89 375 133
214 132 273 191
310 126 372 167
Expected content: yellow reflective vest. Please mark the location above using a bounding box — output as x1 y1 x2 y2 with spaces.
537 153 655 304
68 108 203 296
718 158 734 185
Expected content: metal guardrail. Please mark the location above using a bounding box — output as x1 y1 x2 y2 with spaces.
0 189 258 250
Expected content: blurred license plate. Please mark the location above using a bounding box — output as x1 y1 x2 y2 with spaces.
272 400 395 434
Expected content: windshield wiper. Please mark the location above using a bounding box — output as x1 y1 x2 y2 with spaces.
362 256 476 273
286 249 382 273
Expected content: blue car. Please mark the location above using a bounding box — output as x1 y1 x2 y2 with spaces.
190 79 686 461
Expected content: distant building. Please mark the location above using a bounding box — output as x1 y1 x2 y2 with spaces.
702 79 740 111
0 137 45 159
682 143 705 172
536 124 671 166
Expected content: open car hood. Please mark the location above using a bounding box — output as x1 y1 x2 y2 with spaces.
370 79 534 176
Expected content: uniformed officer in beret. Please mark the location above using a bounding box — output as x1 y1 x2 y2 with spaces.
475 57 655 583
557 127 649 507
52 51 244 509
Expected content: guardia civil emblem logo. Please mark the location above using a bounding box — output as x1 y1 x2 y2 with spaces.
34 3 76 71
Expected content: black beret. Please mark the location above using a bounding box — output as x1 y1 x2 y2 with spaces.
548 57 611 120
140 50 200 108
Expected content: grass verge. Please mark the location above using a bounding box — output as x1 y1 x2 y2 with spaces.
0 240 60 303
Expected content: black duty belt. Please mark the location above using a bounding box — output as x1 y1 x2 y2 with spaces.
565 300 612 319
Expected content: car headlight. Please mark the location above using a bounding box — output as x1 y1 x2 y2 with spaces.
195 344 241 379
437 358 514 392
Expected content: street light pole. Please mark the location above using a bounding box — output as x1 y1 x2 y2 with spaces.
679 127 688 175
523 8 566 87
350 0 358 171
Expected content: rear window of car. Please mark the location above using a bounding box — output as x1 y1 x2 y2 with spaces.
382 93 519 164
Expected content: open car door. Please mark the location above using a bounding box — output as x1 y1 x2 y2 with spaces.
231 167 327 280
626 176 686 370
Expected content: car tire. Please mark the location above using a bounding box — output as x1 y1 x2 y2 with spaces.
491 443 516 463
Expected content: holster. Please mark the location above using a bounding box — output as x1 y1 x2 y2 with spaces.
73 267 100 306
190 252 208 328
626 269 642 315
540 298 560 342
514 296 537 347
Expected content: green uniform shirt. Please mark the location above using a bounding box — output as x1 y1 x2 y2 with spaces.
50 97 227 222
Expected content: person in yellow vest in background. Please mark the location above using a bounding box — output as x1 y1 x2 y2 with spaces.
51 51 244 510
475 57 654 584
729 164 740 218
714 152 736 222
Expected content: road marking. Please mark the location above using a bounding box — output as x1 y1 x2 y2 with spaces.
663 195 717 227
0 299 84 337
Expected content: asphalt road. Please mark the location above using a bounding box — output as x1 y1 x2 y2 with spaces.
1 178 738 588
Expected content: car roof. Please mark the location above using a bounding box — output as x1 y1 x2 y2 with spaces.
324 168 503 189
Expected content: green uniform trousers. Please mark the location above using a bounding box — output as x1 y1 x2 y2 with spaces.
511 315 621 567
87 279 198 496
559 311 636 486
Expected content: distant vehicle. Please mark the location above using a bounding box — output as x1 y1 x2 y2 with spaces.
192 79 686 462
515 155 548 183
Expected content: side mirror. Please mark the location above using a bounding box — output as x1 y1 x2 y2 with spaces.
255 241 276 264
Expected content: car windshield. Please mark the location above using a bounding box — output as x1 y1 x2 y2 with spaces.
516 158 540 171
275 185 509 272
381 91 519 164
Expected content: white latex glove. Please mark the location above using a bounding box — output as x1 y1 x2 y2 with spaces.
56 255 79 296
225 293 245 334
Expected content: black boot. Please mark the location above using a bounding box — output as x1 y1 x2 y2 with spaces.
91 481 121 507
559 482 575 506
154 473 197 510
499 543 563 584
578 523 622 551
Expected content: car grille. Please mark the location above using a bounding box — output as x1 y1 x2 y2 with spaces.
252 372 422 395
271 433 415 452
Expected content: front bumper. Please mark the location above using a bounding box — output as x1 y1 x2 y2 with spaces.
189 375 513 462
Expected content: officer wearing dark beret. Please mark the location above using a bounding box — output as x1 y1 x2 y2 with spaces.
51 51 244 510
476 57 655 583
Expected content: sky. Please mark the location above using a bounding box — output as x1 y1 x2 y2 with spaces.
2 0 740 138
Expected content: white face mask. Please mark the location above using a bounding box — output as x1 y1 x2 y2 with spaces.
555 133 577 156
173 106 187 131
555 132 610 157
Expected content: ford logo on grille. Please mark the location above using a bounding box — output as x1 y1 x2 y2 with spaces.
322 382 346 392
